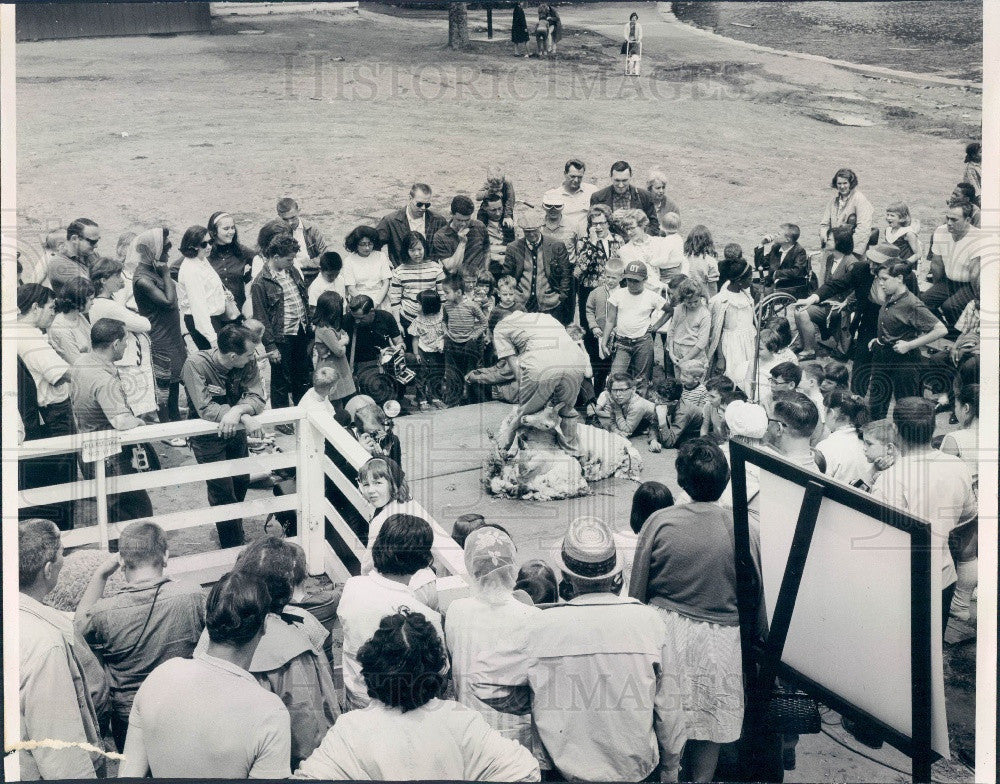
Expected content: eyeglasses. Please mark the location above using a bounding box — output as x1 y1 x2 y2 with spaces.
414 201 431 208
198 240 212 249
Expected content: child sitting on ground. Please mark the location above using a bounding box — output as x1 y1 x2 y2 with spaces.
678 356 709 410
857 418 900 493
451 513 487 549
653 375 704 449
408 289 447 410
700 375 736 443
515 559 559 606
820 359 851 396
814 390 870 486
594 372 661 451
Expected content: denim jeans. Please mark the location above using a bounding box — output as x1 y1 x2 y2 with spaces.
610 334 654 395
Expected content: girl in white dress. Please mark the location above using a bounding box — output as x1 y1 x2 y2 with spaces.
708 259 755 387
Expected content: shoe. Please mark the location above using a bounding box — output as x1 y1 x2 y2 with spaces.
431 399 448 410
274 423 295 436
162 437 187 448
418 401 432 411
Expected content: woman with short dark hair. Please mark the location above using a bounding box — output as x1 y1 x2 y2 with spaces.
294 609 540 781
48 276 94 365
196 537 341 770
630 439 759 782
819 167 874 259
337 513 444 710
120 571 293 780
177 225 231 350
344 225 392 311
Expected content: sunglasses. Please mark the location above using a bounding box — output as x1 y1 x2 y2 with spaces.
198 240 212 249
414 201 431 208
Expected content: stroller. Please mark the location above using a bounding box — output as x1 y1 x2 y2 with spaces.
623 39 641 76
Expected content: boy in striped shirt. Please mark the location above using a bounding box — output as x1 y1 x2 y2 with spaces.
442 275 487 402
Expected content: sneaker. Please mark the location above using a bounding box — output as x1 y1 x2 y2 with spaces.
162 437 188 448
274 423 295 436
431 399 448 410
418 401 432 411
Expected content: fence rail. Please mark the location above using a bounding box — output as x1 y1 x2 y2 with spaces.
16 407 467 587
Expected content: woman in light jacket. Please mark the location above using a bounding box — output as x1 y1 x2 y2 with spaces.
819 167 874 263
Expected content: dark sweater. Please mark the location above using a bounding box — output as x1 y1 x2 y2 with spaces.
629 502 747 625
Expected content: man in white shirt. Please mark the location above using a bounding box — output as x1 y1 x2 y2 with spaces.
870 398 976 632
544 158 598 233
16 284 77 529
19 519 106 780
601 262 670 396
120 571 292 779
495 517 685 782
277 196 328 287
306 251 349 312
922 201 983 326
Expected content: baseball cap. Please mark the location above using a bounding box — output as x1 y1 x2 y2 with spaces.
622 261 648 281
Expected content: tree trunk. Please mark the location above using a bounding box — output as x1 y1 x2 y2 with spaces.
448 2 470 49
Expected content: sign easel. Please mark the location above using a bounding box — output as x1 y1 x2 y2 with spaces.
730 441 939 783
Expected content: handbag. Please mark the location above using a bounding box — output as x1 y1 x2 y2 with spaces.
766 688 821 734
223 290 241 321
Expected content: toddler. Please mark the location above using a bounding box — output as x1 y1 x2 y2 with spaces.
408 289 447 410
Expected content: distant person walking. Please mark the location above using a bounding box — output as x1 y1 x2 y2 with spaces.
622 12 642 75
511 2 530 57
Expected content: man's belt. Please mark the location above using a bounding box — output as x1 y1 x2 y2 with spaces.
615 333 650 346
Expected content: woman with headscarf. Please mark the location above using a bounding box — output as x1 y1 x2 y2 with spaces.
89 256 158 419
131 228 189 437
444 526 541 755
206 210 255 312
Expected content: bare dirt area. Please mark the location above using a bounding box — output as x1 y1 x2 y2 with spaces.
13 4 978 780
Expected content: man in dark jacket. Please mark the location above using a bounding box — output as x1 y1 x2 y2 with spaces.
590 161 659 235
753 222 811 297
250 233 312 409
501 208 571 323
376 183 449 266
431 195 490 287
181 324 266 548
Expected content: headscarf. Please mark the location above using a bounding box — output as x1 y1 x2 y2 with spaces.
463 526 518 606
126 228 165 276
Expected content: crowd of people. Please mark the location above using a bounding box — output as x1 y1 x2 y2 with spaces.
16 143 983 780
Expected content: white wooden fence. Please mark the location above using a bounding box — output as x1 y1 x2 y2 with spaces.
17 407 466 585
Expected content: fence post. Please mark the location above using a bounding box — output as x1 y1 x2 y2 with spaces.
298 413 325 575
95 457 111 551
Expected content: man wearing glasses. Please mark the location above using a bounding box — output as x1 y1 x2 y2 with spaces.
376 183 448 267
47 217 101 296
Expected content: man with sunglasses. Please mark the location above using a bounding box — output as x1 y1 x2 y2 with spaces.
47 217 101 296
376 183 448 266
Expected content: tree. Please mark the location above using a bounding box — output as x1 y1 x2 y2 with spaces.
448 2 470 50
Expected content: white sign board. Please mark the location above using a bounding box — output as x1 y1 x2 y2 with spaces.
756 469 949 758
80 431 122 464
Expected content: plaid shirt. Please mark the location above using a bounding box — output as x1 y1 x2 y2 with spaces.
275 267 306 334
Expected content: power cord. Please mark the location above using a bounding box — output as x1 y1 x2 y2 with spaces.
819 728 969 784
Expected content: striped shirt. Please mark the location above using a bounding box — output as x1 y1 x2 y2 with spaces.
389 261 445 320
274 267 306 335
443 298 487 343
680 383 708 410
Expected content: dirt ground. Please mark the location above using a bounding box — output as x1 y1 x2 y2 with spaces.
13 3 979 781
